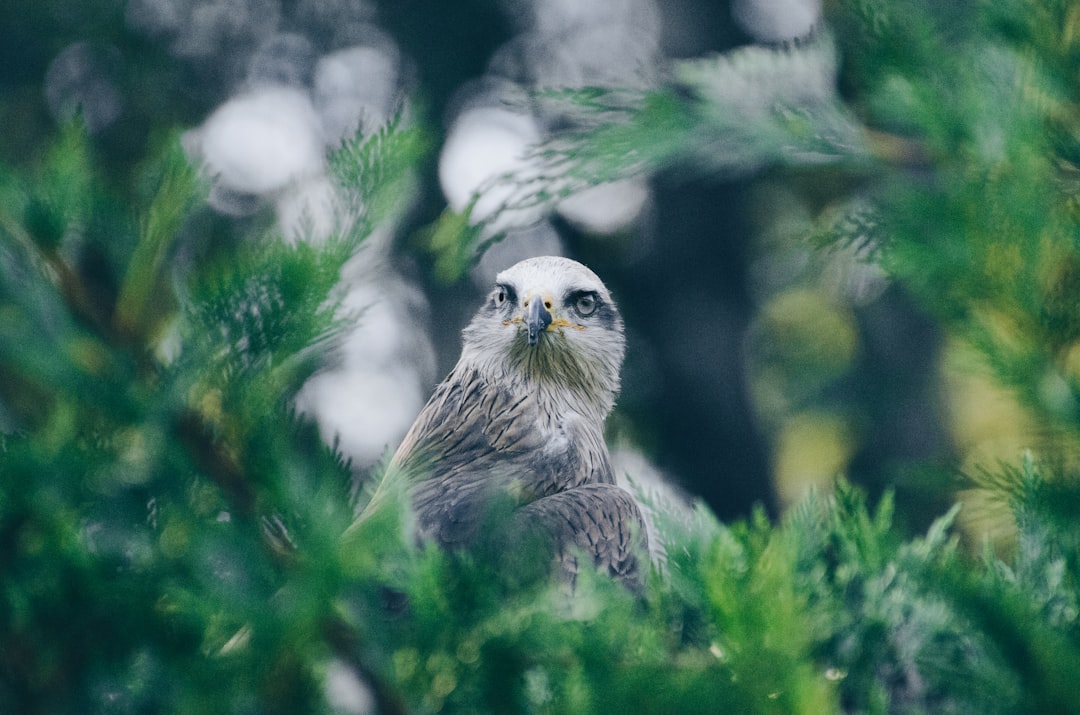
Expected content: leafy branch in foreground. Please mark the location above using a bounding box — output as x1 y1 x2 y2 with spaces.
333 467 1080 714
0 119 425 712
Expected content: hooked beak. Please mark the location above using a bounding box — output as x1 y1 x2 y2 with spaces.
526 296 553 346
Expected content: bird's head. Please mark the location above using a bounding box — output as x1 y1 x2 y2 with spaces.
460 256 626 414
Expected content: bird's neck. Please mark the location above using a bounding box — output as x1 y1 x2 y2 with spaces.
529 372 611 425
462 351 616 425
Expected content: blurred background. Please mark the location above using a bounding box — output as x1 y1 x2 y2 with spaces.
1 0 975 532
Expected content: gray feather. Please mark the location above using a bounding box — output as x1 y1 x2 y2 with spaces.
388 256 647 586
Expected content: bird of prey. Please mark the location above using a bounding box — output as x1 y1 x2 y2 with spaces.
381 255 647 588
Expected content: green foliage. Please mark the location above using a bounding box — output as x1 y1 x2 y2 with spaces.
7 2 1080 713
330 116 429 241
330 466 1080 714
0 120 420 712
420 202 487 285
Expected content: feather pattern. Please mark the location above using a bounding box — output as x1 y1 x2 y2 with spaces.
386 256 647 586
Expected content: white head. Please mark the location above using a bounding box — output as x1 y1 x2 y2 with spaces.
459 256 626 415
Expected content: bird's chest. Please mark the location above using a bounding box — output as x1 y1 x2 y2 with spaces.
521 409 613 495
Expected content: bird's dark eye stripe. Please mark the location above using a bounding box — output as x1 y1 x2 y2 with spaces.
564 290 598 306
564 289 619 329
565 290 602 317
491 283 517 308
593 302 619 330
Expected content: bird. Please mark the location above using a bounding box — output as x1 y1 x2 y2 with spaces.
371 255 647 588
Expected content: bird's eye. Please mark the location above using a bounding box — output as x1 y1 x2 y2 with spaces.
574 293 598 317
492 284 517 310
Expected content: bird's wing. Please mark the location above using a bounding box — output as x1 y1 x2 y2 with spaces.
393 367 625 555
393 367 542 476
394 367 553 546
510 483 648 589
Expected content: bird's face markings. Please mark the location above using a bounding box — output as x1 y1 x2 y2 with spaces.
460 255 626 417
563 289 620 332
490 282 517 315
568 290 598 318
502 289 589 344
